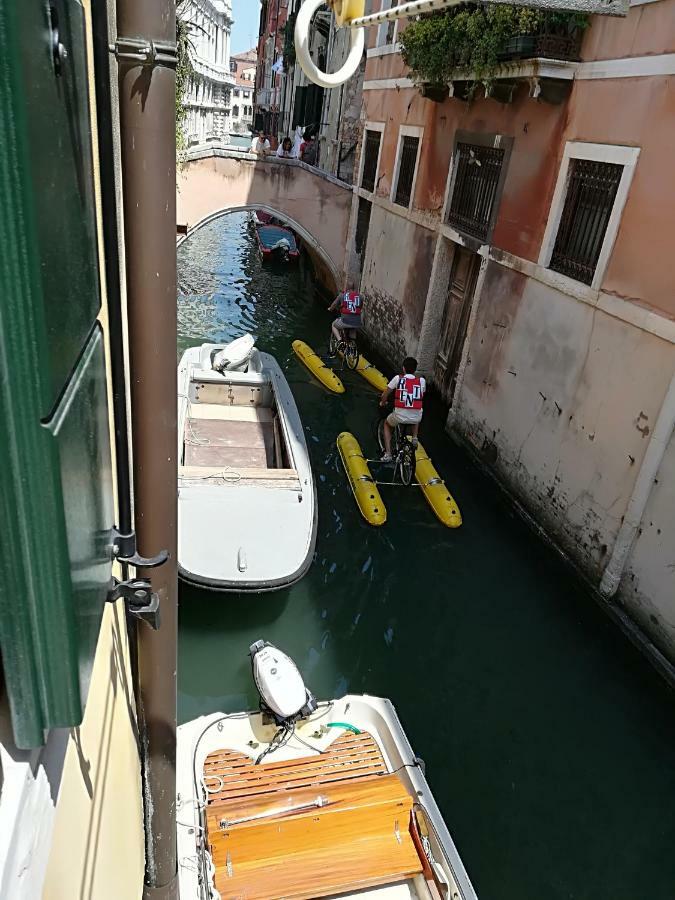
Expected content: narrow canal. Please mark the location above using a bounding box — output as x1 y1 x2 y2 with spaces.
177 212 675 900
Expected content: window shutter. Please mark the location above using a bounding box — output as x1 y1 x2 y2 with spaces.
0 0 114 748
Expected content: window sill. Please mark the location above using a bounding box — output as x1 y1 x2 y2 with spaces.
367 43 401 59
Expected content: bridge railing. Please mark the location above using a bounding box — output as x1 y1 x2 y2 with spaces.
182 145 354 191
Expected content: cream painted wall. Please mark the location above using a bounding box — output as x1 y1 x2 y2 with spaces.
40 2 144 895
42 601 144 900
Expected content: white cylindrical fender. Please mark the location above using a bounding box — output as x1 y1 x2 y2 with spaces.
294 0 365 89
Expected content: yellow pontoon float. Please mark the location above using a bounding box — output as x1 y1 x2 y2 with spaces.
336 348 389 392
292 339 345 394
337 432 386 526
415 442 462 528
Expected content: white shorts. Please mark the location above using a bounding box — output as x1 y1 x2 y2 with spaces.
387 409 422 427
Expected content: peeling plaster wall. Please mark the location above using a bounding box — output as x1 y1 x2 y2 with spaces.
454 262 675 582
360 204 436 364
620 431 675 660
351 0 675 662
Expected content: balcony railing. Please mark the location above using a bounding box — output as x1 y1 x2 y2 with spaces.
497 24 584 63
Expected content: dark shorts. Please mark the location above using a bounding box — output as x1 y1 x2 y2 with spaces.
337 314 362 329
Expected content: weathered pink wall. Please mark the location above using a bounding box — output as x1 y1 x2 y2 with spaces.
177 153 354 282
363 1 675 316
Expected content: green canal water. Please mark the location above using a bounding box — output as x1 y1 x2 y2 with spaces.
177 212 675 900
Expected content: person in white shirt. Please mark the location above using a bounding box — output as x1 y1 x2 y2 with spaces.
379 357 426 461
250 130 270 155
276 136 294 158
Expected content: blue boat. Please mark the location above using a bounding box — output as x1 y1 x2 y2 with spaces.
255 224 300 262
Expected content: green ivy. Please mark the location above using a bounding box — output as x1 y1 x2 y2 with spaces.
399 4 589 86
176 2 195 154
281 13 297 70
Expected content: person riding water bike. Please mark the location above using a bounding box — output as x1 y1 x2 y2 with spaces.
379 357 426 461
328 288 363 351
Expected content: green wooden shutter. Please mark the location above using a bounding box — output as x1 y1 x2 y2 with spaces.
0 0 114 748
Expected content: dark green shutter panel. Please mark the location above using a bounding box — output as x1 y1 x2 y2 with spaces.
0 0 114 748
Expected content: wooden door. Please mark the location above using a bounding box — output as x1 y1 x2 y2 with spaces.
433 246 479 405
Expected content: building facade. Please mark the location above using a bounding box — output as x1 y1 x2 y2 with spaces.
183 0 235 146
254 0 365 182
347 0 675 662
230 49 256 134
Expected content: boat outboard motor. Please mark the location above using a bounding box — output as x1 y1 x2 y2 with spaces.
249 640 317 725
272 237 291 261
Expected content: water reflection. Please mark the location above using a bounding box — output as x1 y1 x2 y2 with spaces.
177 212 675 900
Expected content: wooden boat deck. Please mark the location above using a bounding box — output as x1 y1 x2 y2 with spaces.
184 417 274 468
203 731 423 899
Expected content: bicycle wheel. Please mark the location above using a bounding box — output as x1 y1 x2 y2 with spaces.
400 439 416 487
345 340 359 370
328 334 339 356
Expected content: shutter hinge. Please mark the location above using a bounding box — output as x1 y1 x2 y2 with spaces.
112 526 169 569
110 37 178 69
107 578 160 630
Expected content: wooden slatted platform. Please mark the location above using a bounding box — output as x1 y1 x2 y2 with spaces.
203 730 387 804
203 731 423 899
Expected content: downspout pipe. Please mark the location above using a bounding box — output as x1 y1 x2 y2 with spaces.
115 0 178 897
599 368 675 598
91 0 132 544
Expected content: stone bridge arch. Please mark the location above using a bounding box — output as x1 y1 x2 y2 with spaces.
177 149 355 289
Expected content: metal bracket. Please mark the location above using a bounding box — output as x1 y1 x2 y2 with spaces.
110 36 178 69
111 526 169 568
107 577 161 629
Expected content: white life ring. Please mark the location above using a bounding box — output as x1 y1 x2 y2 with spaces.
294 0 365 89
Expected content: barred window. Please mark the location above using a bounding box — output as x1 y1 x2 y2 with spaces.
393 135 419 208
549 159 622 285
361 130 381 192
447 142 505 241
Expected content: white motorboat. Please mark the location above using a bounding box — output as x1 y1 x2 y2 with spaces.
176 641 478 900
177 340 317 591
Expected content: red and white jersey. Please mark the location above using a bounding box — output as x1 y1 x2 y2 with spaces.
391 374 425 410
340 291 362 318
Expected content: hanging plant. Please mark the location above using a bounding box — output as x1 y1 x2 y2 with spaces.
176 0 195 154
399 4 589 89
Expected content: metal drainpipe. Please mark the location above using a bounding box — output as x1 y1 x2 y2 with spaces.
114 0 178 896
599 368 675 598
91 0 132 546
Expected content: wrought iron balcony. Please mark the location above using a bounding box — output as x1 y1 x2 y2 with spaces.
497 22 584 64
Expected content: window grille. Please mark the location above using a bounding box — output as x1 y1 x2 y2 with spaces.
393 135 419 208
361 130 381 192
549 159 622 285
447 142 505 241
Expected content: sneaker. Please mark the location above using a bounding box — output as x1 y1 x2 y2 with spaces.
380 453 393 462
411 438 419 449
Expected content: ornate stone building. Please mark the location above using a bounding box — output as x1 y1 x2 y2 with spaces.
183 0 235 146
